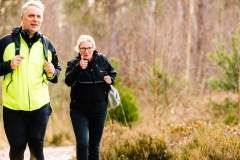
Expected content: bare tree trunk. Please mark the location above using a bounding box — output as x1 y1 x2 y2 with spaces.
0 0 3 29
185 0 195 83
0 0 7 35
106 0 118 56
151 0 158 122
196 0 205 86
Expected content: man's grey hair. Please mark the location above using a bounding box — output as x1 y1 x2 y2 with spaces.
75 35 96 52
21 0 44 16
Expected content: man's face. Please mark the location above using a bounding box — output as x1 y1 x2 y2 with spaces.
21 6 43 35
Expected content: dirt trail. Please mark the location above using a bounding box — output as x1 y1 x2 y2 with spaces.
0 146 75 160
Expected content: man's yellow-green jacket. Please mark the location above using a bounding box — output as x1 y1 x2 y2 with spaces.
0 27 61 111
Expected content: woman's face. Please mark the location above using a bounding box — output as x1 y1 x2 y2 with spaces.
79 41 94 61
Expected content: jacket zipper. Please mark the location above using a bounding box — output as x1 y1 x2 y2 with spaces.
27 45 31 110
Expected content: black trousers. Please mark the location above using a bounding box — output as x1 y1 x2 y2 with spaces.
70 102 107 160
3 104 52 160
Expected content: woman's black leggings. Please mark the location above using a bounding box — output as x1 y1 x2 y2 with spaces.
70 102 107 160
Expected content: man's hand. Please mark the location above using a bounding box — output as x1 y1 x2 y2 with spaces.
44 61 55 78
10 55 24 69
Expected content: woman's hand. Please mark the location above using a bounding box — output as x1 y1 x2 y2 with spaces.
79 59 88 69
104 75 112 84
80 55 88 69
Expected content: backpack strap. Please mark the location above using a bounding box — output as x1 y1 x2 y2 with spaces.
6 28 21 91
40 35 51 82
11 28 21 56
41 35 49 61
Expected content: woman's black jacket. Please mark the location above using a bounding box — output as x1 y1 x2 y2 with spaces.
65 51 117 110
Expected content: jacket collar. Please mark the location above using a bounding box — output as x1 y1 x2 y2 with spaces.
20 29 41 44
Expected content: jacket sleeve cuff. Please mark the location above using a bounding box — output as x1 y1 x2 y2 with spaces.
0 60 13 76
6 60 12 70
47 71 56 80
47 69 60 83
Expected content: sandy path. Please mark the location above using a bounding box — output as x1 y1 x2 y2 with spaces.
0 146 75 160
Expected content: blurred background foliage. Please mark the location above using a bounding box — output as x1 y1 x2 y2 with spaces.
1 0 240 159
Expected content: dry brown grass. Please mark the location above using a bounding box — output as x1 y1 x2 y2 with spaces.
173 124 240 159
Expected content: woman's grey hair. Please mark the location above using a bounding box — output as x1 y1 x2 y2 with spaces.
75 35 96 52
21 0 44 16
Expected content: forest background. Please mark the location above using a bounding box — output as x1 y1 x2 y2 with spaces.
1 0 240 159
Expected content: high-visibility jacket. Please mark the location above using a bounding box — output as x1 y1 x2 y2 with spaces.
0 27 61 111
